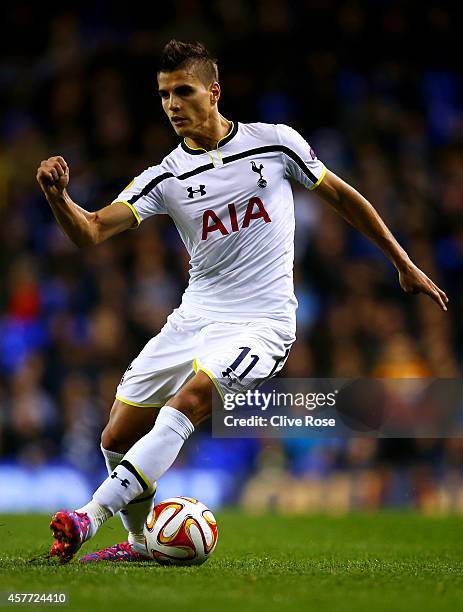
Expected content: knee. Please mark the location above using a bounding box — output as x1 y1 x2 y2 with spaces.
175 388 205 414
101 423 133 454
170 373 212 426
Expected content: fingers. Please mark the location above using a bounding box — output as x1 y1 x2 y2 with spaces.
49 166 60 181
406 266 449 312
403 269 448 311
438 287 449 304
36 156 69 188
54 156 68 174
37 168 51 181
38 156 68 173
425 282 448 312
432 291 447 312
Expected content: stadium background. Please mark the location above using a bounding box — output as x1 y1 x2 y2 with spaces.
0 1 462 515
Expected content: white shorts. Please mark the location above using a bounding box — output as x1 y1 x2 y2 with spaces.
116 306 295 407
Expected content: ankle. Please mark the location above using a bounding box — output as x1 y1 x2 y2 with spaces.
128 531 145 545
76 500 113 537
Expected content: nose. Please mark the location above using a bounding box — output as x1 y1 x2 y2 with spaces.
168 94 180 112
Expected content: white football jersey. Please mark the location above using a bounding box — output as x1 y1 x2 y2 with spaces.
112 121 326 329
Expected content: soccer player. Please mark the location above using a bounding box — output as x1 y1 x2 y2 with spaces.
36 40 448 563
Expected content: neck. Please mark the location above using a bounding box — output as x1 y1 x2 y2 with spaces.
184 115 232 151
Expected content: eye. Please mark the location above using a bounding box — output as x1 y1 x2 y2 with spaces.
158 91 169 99
176 86 194 96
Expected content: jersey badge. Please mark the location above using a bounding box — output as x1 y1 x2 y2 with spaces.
250 161 267 188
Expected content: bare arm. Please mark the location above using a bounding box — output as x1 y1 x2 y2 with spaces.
314 169 449 311
36 156 137 247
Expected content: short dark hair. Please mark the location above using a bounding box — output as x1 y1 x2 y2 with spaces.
158 39 218 85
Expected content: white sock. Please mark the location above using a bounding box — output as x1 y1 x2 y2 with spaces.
93 461 147 515
93 406 194 516
101 446 156 549
76 499 112 538
124 492 156 554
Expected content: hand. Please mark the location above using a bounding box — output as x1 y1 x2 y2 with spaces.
398 261 449 311
36 156 69 198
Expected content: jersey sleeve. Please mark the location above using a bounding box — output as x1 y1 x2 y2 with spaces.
276 124 326 190
111 166 170 225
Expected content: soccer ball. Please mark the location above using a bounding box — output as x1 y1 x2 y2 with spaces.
144 497 218 565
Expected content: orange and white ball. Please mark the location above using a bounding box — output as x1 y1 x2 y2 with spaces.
144 497 218 565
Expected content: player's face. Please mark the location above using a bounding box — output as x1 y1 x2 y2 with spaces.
158 69 217 137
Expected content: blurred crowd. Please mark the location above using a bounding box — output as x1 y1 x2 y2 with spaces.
1 1 463 512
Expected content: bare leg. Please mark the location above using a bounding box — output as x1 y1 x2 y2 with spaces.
168 371 213 426
99 399 160 553
50 374 216 563
101 399 161 453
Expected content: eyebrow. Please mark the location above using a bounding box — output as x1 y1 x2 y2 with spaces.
158 85 195 94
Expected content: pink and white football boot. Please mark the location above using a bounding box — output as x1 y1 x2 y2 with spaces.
49 510 92 564
79 541 151 564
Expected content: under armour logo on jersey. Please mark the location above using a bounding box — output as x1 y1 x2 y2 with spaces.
250 161 267 188
111 471 130 488
187 185 206 198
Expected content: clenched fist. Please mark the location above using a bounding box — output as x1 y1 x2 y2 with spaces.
36 156 69 198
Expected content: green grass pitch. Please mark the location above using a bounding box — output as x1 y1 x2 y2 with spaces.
0 512 462 611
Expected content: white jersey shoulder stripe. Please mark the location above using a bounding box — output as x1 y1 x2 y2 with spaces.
125 161 218 205
126 140 319 205
222 145 319 184
126 171 174 205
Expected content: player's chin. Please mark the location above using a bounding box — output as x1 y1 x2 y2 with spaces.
171 121 189 136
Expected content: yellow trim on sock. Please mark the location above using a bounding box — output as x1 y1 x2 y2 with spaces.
115 395 163 408
112 200 141 226
129 462 151 490
131 484 156 502
193 358 225 402
308 166 327 191
143 482 156 497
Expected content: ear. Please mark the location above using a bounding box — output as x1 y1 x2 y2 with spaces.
210 82 221 105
